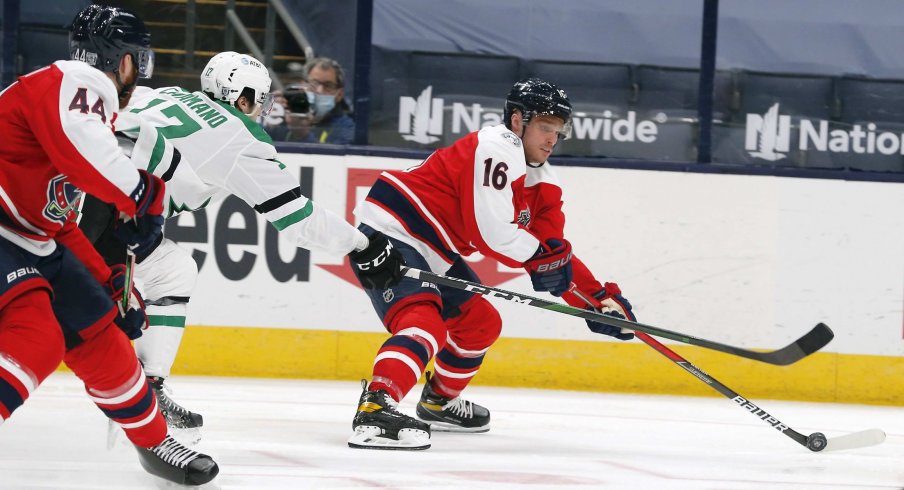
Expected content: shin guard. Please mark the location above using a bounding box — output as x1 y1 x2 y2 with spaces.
431 297 501 398
0 290 63 423
370 302 446 401
64 325 166 448
135 302 187 379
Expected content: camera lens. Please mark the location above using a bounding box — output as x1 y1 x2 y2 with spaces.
284 89 311 114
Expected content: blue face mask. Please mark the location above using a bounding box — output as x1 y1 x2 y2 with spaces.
306 91 336 116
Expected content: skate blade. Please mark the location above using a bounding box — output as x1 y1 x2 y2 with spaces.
426 420 490 433
169 426 202 446
106 419 120 450
347 425 430 450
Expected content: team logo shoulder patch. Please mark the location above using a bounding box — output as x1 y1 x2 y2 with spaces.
517 208 531 226
43 175 82 223
502 132 521 147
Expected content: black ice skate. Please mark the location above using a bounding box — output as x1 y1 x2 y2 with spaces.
348 380 431 450
148 376 204 430
135 434 219 485
416 373 490 433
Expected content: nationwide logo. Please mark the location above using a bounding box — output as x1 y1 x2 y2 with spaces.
746 103 904 160
398 86 660 144
746 103 790 161
398 86 443 144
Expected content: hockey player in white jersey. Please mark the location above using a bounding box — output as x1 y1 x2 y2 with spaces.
79 52 404 433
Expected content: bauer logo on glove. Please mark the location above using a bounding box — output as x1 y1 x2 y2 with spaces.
534 253 572 272
523 238 573 296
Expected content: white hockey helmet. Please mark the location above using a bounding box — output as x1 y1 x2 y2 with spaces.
201 52 274 115
200 51 239 94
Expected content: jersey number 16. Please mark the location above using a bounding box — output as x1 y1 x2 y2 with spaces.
482 158 508 190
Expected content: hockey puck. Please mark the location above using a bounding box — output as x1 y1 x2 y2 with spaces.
806 432 827 451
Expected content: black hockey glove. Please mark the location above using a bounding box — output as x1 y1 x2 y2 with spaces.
104 264 148 340
349 231 405 290
585 282 635 341
113 170 165 262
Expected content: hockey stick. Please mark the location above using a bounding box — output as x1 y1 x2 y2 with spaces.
401 267 832 365
108 248 136 450
570 287 886 452
120 249 136 314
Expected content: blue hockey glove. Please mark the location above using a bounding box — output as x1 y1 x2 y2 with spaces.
113 170 165 262
524 238 573 296
104 264 148 340
585 282 636 341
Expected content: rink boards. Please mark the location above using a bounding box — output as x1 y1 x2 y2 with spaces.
149 152 904 405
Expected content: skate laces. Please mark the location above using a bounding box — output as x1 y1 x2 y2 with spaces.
151 435 200 468
444 396 473 418
381 392 399 410
152 379 190 417
159 390 190 417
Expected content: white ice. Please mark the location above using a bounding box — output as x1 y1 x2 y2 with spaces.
1 373 902 489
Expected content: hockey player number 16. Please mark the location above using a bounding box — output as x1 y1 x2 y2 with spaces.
482 158 508 190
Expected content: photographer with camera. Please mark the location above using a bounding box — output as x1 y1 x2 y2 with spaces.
261 57 355 144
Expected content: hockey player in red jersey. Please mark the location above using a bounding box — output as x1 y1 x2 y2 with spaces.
0 4 217 485
347 78 635 450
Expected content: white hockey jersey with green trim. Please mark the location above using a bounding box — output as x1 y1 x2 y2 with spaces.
116 86 366 255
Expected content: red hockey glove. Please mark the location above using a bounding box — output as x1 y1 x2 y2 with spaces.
584 282 635 341
104 264 148 340
523 238 573 296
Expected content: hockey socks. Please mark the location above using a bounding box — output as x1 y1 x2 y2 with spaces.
64 326 166 448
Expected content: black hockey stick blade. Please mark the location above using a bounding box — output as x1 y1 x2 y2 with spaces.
752 322 834 366
402 267 833 365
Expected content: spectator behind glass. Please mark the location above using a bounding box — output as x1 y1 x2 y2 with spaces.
261 57 354 144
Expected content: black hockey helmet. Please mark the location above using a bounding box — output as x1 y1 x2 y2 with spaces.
503 78 573 138
69 4 154 79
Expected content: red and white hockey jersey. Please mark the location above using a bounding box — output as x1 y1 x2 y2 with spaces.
356 124 569 266
0 60 141 268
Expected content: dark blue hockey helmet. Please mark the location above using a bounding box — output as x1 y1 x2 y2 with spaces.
504 78 573 138
69 4 154 79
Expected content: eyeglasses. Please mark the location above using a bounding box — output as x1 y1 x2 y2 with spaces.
307 79 340 92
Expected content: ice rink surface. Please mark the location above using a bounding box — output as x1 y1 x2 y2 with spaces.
1 373 902 489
